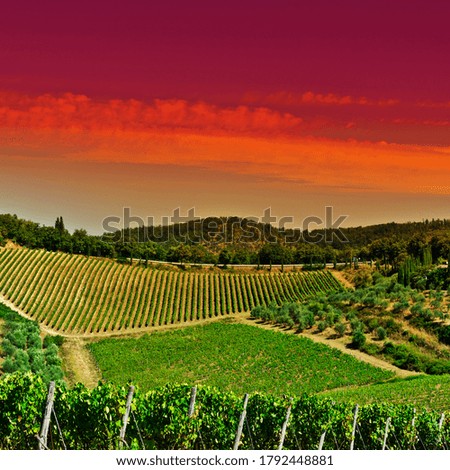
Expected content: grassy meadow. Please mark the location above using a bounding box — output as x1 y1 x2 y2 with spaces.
88 319 394 396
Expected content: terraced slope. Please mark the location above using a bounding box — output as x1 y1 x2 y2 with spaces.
0 247 343 335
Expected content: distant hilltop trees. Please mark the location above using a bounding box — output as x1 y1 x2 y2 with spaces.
0 214 448 284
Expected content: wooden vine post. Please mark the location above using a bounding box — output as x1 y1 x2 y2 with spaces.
439 412 445 431
278 398 293 450
349 404 359 450
38 381 55 450
318 431 327 451
233 394 249 450
382 417 391 450
188 387 197 418
119 385 135 449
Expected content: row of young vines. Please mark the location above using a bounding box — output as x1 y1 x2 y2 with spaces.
0 373 448 450
0 248 342 334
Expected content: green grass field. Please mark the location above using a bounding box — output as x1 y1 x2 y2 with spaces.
321 374 450 411
88 319 394 395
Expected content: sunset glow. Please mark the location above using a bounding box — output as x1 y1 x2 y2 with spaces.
1 1 449 232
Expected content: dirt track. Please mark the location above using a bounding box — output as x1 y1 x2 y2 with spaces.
59 337 101 388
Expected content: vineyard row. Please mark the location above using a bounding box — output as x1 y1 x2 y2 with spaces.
0 373 448 450
0 248 342 334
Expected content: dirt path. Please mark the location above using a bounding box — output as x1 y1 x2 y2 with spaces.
1 287 418 384
236 316 419 378
0 295 102 387
0 294 58 336
60 337 102 388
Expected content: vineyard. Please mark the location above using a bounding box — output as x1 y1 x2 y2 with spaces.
1 372 449 450
88 321 394 395
0 247 342 335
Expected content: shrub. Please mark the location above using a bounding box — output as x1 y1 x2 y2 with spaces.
382 342 423 372
43 335 65 348
1 338 16 356
325 311 337 327
367 318 379 331
375 326 387 341
361 343 380 355
44 344 62 367
353 270 373 288
303 310 315 329
350 319 364 333
5 329 27 349
334 323 346 337
27 332 42 349
437 326 450 346
351 330 366 349
250 305 266 319
29 348 46 374
410 303 424 315
392 300 409 314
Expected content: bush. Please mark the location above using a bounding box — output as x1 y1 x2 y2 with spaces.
317 321 327 333
29 348 46 374
353 270 373 288
351 330 366 349
43 335 65 348
334 323 346 337
1 338 16 356
5 329 27 349
361 342 380 355
437 326 450 346
410 303 424 315
382 342 423 372
325 311 337 327
350 319 364 333
27 332 42 349
367 318 379 331
250 305 266 320
392 300 409 314
425 359 450 375
375 326 387 341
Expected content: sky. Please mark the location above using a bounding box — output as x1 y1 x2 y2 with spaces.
0 0 449 234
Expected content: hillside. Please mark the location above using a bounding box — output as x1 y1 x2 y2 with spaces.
0 246 342 335
88 320 394 395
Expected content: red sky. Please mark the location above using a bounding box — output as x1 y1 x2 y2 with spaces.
0 0 449 233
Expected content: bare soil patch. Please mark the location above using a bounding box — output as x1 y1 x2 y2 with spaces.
60 337 102 388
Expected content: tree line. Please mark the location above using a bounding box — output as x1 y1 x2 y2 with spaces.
0 213 449 273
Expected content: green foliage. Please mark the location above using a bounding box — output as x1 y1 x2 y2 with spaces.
43 335 65 348
0 302 64 382
323 374 450 413
437 326 450 346
353 270 373 288
334 322 346 337
375 326 387 341
89 322 393 396
351 330 366 349
0 249 342 333
1 373 449 450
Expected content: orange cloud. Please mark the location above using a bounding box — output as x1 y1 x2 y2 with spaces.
1 91 449 196
0 91 302 136
243 91 399 107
